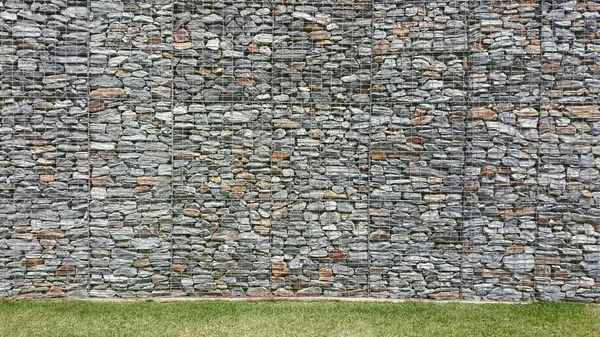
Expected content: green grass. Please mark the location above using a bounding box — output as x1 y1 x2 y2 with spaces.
0 300 598 337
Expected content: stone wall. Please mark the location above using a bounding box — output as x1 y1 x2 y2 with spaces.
0 0 599 302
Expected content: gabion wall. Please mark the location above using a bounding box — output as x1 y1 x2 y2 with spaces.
0 0 599 302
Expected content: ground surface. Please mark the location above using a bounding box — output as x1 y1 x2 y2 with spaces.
0 300 598 336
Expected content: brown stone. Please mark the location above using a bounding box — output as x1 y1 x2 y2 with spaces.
272 263 290 277
525 44 540 54
589 1 600 10
183 209 201 217
412 115 433 125
45 285 64 295
174 29 190 43
232 186 246 193
424 194 445 202
329 250 348 259
20 259 43 266
516 205 535 216
209 176 222 184
30 145 55 154
174 42 192 50
199 186 211 193
371 151 386 160
39 174 54 182
373 40 391 54
236 172 254 180
536 255 560 265
554 270 570 278
535 265 551 277
115 70 131 77
134 186 150 193
273 119 300 129
90 88 128 98
506 245 524 254
89 103 104 112
464 181 479 191
137 177 171 185
37 230 65 239
499 209 513 219
91 177 111 186
393 28 410 36
565 106 600 118
199 67 216 79
542 63 562 73
236 77 255 87
211 229 238 241
423 71 441 78
582 190 593 198
319 268 334 282
323 190 346 199
134 259 150 268
370 230 390 242
272 151 291 163
468 107 497 120
56 266 75 276
556 126 576 134
518 280 534 287
172 264 188 273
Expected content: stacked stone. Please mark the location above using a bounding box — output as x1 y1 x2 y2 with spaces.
270 104 370 201
171 199 270 297
0 97 90 298
270 199 369 297
368 0 466 300
89 0 173 100
463 0 541 302
171 102 272 296
89 100 172 201
88 199 171 298
0 199 89 299
269 1 371 297
171 0 273 296
536 0 600 302
88 0 174 298
0 1 89 97
372 0 469 53
172 103 272 201
1 0 599 302
0 98 89 200
272 2 372 104
269 104 370 297
172 0 273 102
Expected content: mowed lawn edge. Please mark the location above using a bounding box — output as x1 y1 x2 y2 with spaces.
0 300 598 337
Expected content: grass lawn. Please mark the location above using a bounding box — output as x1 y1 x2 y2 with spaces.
0 300 598 337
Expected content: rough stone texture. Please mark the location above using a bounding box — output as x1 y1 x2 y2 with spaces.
0 1 90 97
537 0 600 303
0 97 90 201
0 0 599 302
90 99 172 200
88 199 171 298
463 0 541 303
272 2 372 104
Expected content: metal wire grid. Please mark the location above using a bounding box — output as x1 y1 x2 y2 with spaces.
462 0 542 302
0 0 596 300
87 0 175 298
536 0 600 301
171 0 273 296
0 0 90 98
